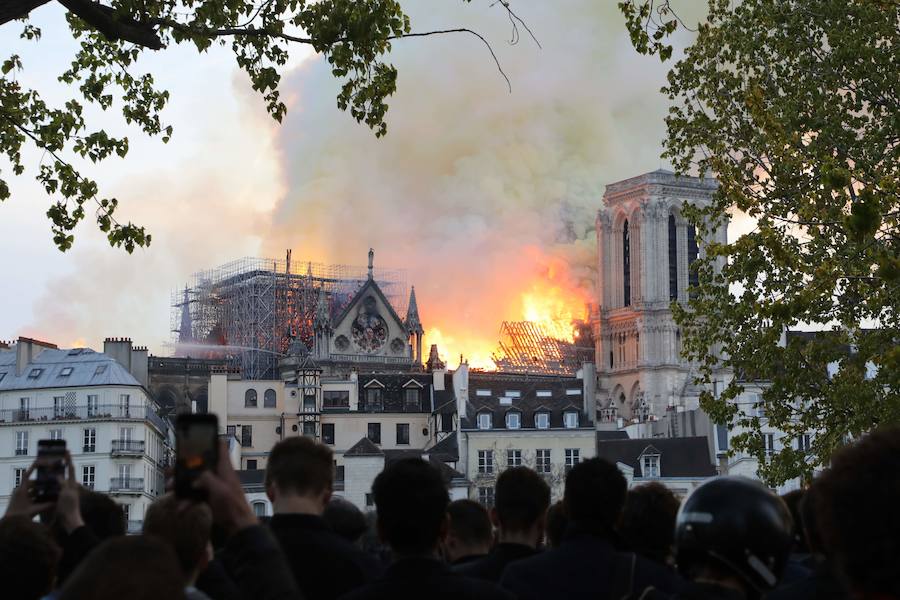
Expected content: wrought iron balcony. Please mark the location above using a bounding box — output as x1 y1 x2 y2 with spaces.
109 477 144 493
111 440 145 455
0 404 167 432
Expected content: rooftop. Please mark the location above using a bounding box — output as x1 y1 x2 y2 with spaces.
0 347 143 392
595 435 717 479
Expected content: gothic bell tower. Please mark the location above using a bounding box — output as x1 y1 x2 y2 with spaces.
592 170 724 420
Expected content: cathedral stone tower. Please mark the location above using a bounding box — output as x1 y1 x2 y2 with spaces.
592 170 724 420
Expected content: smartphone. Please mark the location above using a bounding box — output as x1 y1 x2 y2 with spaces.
175 414 219 500
35 439 67 503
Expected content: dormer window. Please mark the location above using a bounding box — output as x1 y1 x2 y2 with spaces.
564 411 579 429
94 365 107 376
642 454 660 478
477 412 492 430
506 411 521 429
404 388 421 411
505 390 521 398
535 412 550 429
59 367 74 377
365 388 383 412
28 368 43 379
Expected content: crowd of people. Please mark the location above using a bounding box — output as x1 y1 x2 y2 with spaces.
2 425 898 600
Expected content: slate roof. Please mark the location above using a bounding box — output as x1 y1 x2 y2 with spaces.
344 437 383 457
0 347 142 392
428 434 459 462
596 430 630 441
357 372 454 414
595 436 716 478
460 372 590 430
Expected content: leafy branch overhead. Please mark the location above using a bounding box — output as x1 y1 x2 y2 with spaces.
620 0 899 485
0 0 527 252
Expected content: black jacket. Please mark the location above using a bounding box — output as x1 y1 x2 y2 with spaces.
339 556 515 600
628 581 748 600
500 530 682 600
268 513 381 600
766 559 850 600
454 543 538 582
220 525 303 600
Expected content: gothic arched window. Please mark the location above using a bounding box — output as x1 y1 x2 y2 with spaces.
623 220 631 306
687 225 699 291
668 215 678 300
244 389 257 408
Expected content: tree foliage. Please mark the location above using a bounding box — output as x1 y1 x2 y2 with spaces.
0 0 516 251
620 0 900 485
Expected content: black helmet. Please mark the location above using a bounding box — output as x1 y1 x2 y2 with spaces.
674 476 794 594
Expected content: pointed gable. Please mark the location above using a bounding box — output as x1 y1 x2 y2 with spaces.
330 277 410 358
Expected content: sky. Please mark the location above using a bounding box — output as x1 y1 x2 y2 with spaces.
0 1 714 367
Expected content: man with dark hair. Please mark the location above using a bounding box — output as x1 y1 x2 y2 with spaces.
456 466 550 581
341 458 513 600
618 482 680 567
545 500 567 549
0 516 61 600
265 436 379 599
500 458 681 599
144 494 215 600
443 499 493 565
812 426 900 600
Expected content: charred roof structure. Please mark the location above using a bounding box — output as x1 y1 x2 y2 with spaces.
491 320 594 376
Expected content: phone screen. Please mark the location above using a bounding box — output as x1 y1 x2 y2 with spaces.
175 415 218 499
35 439 66 502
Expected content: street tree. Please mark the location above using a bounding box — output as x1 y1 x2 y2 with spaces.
620 0 900 485
0 0 524 251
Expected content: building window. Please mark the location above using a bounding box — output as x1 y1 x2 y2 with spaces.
119 394 130 417
475 389 491 397
504 390 522 398
563 411 579 429
15 431 28 455
365 493 374 507
367 423 381 445
798 434 811 452
478 450 494 474
86 395 99 417
441 413 454 433
762 433 775 457
244 389 258 408
252 501 267 517
536 449 551 473
50 429 63 441
53 396 65 418
534 412 550 429
226 425 236 439
396 423 410 445
505 411 521 429
642 454 660 478
365 388 383 411
59 366 74 377
18 397 30 420
121 503 130 521
668 214 678 300
94 364 107 376
323 391 350 409
303 395 317 412
246 459 258 470
478 487 495 507
83 428 96 452
14 467 26 488
687 225 699 290
302 421 316 436
404 388 421 411
623 219 631 307
322 423 335 445
565 449 580 472
28 368 43 379
82 465 95 489
477 412 492 430
241 425 253 448
263 389 276 408
507 449 522 467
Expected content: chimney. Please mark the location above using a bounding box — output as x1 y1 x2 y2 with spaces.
131 346 149 387
0 340 11 350
581 361 597 421
452 361 469 420
15 336 57 376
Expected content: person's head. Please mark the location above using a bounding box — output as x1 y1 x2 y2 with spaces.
619 481 681 566
323 496 368 544
79 488 127 538
493 466 551 547
58 535 186 600
674 476 793 599
0 516 61 600
814 426 900 599
545 501 568 549
443 499 492 562
143 494 213 585
563 457 627 533
372 458 449 557
780 489 809 554
265 436 334 514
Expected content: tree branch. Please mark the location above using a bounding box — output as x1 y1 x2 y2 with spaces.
0 0 52 27
58 0 162 49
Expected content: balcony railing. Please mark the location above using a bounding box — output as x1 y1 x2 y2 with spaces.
0 404 167 432
111 440 145 455
330 353 412 365
109 477 144 493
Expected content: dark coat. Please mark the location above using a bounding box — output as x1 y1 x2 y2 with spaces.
454 543 538 582
766 559 850 600
267 513 381 600
219 525 303 600
628 581 748 600
500 531 682 600
339 556 515 600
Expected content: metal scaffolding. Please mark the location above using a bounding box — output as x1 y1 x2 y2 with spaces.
171 253 407 379
492 320 594 375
